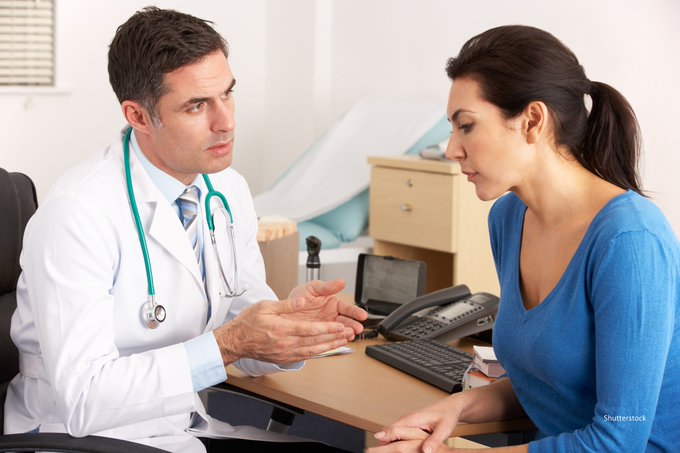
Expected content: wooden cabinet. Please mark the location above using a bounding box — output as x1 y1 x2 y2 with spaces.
368 156 499 295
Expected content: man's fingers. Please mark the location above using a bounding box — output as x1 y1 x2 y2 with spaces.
274 337 349 363
336 315 365 335
337 300 368 322
268 313 346 337
273 297 306 314
277 330 349 350
306 278 345 296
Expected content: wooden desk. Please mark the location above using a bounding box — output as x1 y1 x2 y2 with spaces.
225 337 533 437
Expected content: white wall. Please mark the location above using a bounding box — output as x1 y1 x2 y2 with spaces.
0 0 270 197
2 0 679 235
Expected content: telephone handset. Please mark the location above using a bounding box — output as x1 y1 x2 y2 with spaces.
377 284 499 343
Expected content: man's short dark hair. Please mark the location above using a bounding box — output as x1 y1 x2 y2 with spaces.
108 6 228 121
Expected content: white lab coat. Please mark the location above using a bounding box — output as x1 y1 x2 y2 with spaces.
4 137 300 452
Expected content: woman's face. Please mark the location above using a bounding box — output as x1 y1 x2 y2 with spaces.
445 77 532 201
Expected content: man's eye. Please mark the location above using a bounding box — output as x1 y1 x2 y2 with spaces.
189 102 205 113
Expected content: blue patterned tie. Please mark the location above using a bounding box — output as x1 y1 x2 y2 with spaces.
177 185 202 270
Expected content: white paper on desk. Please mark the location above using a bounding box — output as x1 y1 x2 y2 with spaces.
313 346 353 358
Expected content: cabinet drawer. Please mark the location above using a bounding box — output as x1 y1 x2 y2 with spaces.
370 166 457 252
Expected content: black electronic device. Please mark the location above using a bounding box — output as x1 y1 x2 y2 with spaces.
305 235 321 282
377 284 499 343
355 253 427 317
365 339 472 393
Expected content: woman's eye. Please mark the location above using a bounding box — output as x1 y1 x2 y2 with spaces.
459 123 473 134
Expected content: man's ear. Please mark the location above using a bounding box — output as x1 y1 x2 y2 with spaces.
121 101 154 134
522 101 549 145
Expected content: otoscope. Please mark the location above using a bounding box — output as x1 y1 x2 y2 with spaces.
305 235 321 282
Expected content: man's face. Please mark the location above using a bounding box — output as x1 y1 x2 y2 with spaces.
138 50 236 185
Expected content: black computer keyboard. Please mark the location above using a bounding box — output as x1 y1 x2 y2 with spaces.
365 339 473 393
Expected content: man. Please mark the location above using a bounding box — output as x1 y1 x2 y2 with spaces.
4 7 366 452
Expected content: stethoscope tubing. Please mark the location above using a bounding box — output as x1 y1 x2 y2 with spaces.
124 128 156 298
123 127 239 328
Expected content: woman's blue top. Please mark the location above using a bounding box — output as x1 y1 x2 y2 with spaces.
491 191 679 452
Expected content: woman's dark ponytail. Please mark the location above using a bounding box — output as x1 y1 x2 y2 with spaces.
446 25 643 195
581 81 642 194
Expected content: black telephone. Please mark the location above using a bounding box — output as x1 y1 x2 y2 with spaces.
377 284 499 343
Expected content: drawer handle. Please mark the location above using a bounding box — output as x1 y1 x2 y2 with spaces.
406 179 414 187
400 203 412 212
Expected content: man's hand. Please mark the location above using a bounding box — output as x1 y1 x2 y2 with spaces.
214 296 355 366
213 280 367 366
285 279 368 340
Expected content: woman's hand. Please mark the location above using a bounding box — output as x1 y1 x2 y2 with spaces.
372 394 464 453
367 427 453 453
370 380 528 453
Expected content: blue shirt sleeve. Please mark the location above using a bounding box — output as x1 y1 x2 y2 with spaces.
183 332 227 392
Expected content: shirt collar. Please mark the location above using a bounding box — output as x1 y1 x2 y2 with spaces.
130 129 201 203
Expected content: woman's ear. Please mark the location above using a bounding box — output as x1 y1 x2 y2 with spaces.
522 101 549 145
121 101 154 134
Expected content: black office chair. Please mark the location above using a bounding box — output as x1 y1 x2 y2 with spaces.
0 167 168 453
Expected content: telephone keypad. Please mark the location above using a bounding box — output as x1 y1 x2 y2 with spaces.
394 318 447 339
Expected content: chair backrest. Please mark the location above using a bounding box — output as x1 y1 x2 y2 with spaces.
0 168 38 432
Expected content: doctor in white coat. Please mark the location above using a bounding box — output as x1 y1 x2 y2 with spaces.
4 7 366 453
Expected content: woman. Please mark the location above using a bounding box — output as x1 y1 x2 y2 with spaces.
369 25 679 453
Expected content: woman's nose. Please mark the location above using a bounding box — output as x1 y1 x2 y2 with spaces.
445 135 465 161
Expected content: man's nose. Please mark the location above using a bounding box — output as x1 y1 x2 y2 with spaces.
212 100 235 133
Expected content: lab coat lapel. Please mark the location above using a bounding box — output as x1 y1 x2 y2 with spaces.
122 142 205 292
148 202 205 291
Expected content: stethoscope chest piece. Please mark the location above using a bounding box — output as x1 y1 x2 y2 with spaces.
142 298 166 329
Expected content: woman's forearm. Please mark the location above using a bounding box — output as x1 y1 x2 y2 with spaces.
456 378 526 423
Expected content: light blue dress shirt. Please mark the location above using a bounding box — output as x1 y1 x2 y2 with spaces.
130 130 227 391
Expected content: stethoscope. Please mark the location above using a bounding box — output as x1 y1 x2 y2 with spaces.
123 128 246 329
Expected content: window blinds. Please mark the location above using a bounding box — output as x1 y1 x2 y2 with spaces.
0 0 54 86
